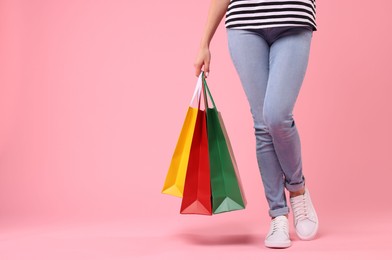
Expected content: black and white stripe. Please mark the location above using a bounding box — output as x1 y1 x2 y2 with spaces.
225 0 317 30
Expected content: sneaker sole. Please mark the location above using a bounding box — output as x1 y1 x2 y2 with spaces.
264 240 292 249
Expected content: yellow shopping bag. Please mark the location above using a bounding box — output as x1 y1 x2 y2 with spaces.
162 74 203 197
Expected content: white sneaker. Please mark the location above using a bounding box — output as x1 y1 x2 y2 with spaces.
264 215 292 248
290 188 319 240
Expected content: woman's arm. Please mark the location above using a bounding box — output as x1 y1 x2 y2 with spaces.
194 0 230 77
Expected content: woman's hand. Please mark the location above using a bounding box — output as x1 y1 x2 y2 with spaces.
194 47 211 78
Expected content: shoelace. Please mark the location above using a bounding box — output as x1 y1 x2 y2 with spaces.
291 195 309 222
271 217 288 235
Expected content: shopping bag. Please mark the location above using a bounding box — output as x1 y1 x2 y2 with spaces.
180 74 212 215
162 75 203 197
217 112 247 207
203 76 246 214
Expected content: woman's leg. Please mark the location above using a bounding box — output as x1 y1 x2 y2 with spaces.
263 29 313 193
227 28 289 218
266 29 319 241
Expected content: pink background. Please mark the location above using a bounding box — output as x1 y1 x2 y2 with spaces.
1 0 392 259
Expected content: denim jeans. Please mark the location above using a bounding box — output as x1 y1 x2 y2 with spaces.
227 27 313 218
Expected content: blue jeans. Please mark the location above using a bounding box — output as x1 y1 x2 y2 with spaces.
227 27 313 218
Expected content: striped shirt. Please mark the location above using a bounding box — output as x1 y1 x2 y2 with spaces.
225 0 317 31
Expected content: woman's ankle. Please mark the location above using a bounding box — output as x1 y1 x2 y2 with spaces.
289 188 305 198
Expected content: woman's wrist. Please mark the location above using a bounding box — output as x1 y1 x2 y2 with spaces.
199 37 211 49
199 43 210 50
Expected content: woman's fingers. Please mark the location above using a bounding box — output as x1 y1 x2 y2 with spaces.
194 61 202 77
194 48 211 77
204 60 210 78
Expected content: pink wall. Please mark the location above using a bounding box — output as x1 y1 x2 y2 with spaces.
0 0 391 224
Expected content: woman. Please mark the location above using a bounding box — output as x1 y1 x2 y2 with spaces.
194 0 319 248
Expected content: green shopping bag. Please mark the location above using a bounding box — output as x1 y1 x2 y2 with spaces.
202 75 246 214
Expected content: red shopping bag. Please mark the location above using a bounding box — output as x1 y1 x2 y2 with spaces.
180 86 212 215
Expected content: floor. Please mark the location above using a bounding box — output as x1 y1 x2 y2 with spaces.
0 213 391 260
